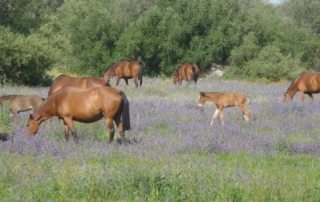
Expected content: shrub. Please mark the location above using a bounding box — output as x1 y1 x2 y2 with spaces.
0 26 57 85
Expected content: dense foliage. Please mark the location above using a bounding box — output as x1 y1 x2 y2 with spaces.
0 0 320 84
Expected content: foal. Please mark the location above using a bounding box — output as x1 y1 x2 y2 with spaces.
197 91 251 126
0 95 45 123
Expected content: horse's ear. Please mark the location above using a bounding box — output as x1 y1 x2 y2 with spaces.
29 114 34 120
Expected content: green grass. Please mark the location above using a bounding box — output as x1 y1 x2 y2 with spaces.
0 105 12 134
1 152 320 201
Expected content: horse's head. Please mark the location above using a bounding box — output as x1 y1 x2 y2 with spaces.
26 114 41 135
172 72 179 84
197 92 207 107
283 92 293 102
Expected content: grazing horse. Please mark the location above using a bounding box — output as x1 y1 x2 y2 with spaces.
197 91 251 126
284 71 320 102
27 86 130 143
48 74 109 96
173 63 200 85
103 60 145 87
0 95 45 122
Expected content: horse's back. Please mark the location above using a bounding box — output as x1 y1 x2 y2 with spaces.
295 71 320 92
49 75 106 95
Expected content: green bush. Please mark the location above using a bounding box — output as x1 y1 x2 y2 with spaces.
226 45 304 81
0 26 57 85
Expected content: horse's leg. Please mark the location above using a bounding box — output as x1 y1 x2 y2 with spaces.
104 118 115 143
133 77 138 87
63 117 77 142
219 109 225 126
114 117 126 144
116 77 121 86
307 93 314 101
125 78 129 86
240 105 251 121
63 122 70 142
210 109 219 126
11 111 19 125
300 91 305 100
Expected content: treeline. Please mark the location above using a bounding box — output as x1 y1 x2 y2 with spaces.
0 0 320 85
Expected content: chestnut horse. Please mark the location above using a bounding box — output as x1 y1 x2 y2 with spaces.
173 63 200 85
284 71 320 102
48 74 109 96
27 86 130 143
103 60 145 87
197 91 251 125
0 95 45 122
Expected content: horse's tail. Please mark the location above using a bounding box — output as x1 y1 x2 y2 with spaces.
119 91 131 131
138 61 145 86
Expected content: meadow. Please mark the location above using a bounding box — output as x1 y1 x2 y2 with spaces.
1 77 320 201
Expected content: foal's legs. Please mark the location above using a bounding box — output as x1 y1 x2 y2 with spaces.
125 78 129 86
239 105 251 121
210 109 220 126
104 118 115 143
10 111 19 125
219 110 225 125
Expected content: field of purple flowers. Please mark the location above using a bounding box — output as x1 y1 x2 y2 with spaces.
1 77 320 201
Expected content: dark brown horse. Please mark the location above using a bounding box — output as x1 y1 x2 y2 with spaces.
103 60 145 87
173 63 200 85
48 74 109 96
27 86 130 143
198 91 251 126
0 95 45 122
284 71 320 102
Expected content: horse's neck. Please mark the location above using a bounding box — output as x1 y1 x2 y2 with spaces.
36 100 55 121
286 81 299 96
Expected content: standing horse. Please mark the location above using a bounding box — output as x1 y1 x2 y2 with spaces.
48 74 109 96
284 71 320 102
197 91 251 126
173 63 200 85
103 60 145 87
27 86 130 143
0 95 45 122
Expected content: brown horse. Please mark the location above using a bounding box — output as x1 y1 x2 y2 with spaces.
198 91 251 126
173 63 200 85
48 74 110 96
0 95 45 122
284 71 320 102
103 60 145 87
27 86 130 143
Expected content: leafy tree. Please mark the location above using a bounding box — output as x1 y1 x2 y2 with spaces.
0 26 57 85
